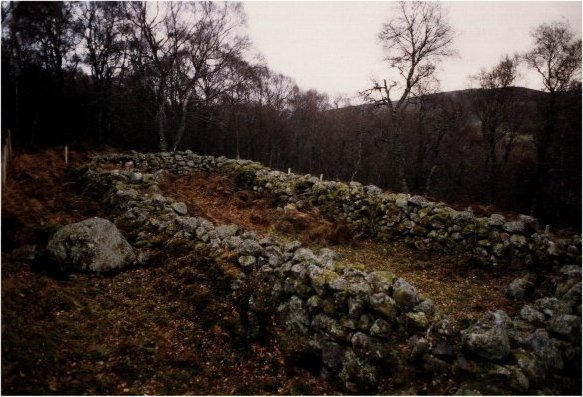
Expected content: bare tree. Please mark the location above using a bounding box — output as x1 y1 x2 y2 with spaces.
126 1 174 151
169 2 249 151
362 1 455 193
523 21 582 215
126 2 249 151
468 54 522 203
77 2 126 143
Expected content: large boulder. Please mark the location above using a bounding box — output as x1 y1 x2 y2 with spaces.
462 310 511 361
46 217 135 273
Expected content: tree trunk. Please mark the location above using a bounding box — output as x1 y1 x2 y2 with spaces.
156 103 168 152
530 94 557 216
170 99 190 152
391 111 409 194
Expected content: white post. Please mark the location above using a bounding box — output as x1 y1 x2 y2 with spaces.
65 145 68 165
287 168 291 175
319 174 323 181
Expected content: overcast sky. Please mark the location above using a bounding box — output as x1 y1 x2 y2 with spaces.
243 1 582 101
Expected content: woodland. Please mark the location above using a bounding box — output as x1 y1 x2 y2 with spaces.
1 1 581 228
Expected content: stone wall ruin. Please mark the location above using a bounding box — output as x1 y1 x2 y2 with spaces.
74 150 582 394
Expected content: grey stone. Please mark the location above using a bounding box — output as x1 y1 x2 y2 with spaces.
548 314 580 338
462 310 511 361
264 245 284 267
365 271 395 293
278 295 310 335
321 341 345 369
170 202 188 215
518 214 540 232
559 265 582 280
502 221 525 233
408 335 430 361
216 224 240 239
488 214 506 226
239 239 263 256
395 193 409 208
370 318 391 338
408 195 429 207
317 248 336 268
46 217 135 273
174 216 208 234
312 314 347 339
129 171 143 183
351 332 388 360
393 278 420 311
293 248 318 265
358 314 374 332
284 240 302 252
238 255 256 269
559 281 581 309
224 236 243 250
414 299 435 316
370 293 397 320
405 311 429 331
510 234 527 248
150 193 167 207
506 277 533 299
518 305 545 324
529 329 563 372
534 297 570 317
348 297 365 318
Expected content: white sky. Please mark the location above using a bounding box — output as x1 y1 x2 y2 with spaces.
243 1 583 101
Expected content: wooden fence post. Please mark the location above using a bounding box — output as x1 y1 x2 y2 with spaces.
65 145 68 165
2 143 7 187
2 129 12 187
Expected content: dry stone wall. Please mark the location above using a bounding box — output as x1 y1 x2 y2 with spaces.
74 151 582 394
98 150 580 269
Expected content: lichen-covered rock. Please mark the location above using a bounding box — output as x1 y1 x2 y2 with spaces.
365 271 395 294
405 311 429 331
308 266 342 296
356 332 390 361
370 318 391 338
502 221 525 233
462 310 511 361
46 217 135 273
278 295 310 334
548 314 580 339
238 255 256 269
506 277 534 299
518 305 545 324
370 293 396 320
171 202 188 215
529 329 564 373
393 278 420 311
535 297 571 318
216 224 240 239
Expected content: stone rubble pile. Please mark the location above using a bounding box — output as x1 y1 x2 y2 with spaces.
73 151 581 394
